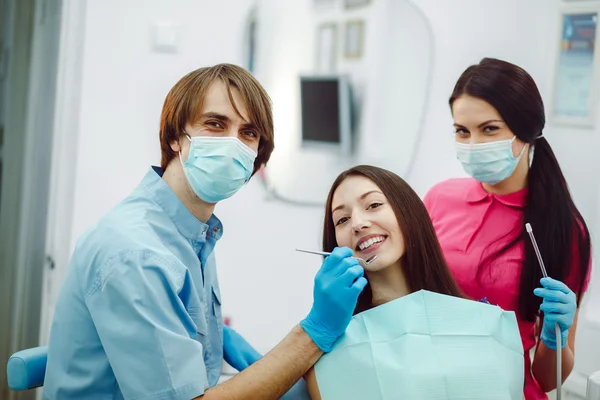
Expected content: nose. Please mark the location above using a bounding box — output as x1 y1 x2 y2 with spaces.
351 210 371 233
224 126 238 139
226 125 248 144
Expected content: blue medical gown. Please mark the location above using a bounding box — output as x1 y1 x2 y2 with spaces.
43 167 224 400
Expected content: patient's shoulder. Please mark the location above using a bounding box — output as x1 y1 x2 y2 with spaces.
304 366 322 400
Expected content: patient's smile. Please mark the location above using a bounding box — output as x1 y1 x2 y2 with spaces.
357 235 387 252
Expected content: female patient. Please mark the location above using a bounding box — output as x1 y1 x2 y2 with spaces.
304 165 524 400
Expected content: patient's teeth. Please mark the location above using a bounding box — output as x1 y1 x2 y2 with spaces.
359 236 385 250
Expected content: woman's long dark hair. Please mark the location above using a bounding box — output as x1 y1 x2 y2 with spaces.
450 58 591 322
322 165 464 314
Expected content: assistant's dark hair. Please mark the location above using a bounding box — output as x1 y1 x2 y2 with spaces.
450 57 591 322
322 165 465 314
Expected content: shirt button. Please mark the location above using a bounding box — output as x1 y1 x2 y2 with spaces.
213 226 220 233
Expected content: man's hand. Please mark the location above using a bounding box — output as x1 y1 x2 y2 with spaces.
300 247 368 352
223 325 262 372
199 248 367 399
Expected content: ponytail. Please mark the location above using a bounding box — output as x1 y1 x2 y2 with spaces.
519 137 590 321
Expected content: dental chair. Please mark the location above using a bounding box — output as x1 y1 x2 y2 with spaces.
6 346 48 390
7 346 600 399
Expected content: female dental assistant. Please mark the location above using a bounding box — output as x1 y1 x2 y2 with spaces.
423 58 592 400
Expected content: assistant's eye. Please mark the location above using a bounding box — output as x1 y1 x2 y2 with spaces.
454 128 469 138
482 125 500 134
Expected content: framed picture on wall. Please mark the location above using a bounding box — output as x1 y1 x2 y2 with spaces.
344 20 364 59
243 7 258 74
314 0 336 10
344 0 371 10
550 4 600 127
316 23 338 72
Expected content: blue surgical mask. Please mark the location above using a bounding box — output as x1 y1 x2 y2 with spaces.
455 136 526 185
179 135 257 203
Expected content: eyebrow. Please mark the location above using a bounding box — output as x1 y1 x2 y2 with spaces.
199 112 257 132
332 190 383 213
453 119 504 129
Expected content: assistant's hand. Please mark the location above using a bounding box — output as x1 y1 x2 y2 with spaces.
223 325 262 372
300 247 368 352
533 277 577 350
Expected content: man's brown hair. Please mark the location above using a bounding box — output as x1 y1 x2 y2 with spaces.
159 64 274 175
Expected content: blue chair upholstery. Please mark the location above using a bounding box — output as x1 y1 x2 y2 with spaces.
7 346 48 390
11 344 598 398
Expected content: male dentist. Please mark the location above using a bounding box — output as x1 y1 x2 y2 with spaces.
43 64 367 400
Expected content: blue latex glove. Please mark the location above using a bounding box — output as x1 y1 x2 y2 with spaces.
533 277 577 350
300 247 368 353
223 325 262 372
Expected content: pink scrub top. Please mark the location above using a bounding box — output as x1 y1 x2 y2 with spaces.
424 178 591 400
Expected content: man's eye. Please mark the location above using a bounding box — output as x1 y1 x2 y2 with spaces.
206 121 223 129
243 131 258 139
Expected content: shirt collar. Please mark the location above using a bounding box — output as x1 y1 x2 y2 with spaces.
464 178 527 208
140 166 223 243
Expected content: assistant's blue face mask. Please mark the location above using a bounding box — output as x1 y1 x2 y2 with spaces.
179 135 257 203
455 136 526 185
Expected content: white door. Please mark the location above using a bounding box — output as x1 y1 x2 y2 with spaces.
37 0 86 350
0 0 76 398
0 0 40 397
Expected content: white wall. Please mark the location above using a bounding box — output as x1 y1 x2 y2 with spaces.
208 0 435 351
254 0 432 205
398 0 600 393
68 0 254 248
227 1 600 394
407 0 600 229
42 0 256 340
45 0 600 394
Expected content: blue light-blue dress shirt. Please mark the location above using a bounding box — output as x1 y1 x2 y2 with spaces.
43 167 224 399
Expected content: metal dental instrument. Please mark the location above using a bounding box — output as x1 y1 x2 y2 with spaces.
295 249 377 268
525 223 562 400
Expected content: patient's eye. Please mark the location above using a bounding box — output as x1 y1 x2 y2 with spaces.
335 216 349 226
368 202 383 210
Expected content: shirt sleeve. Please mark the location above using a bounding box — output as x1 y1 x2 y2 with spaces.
84 250 208 400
